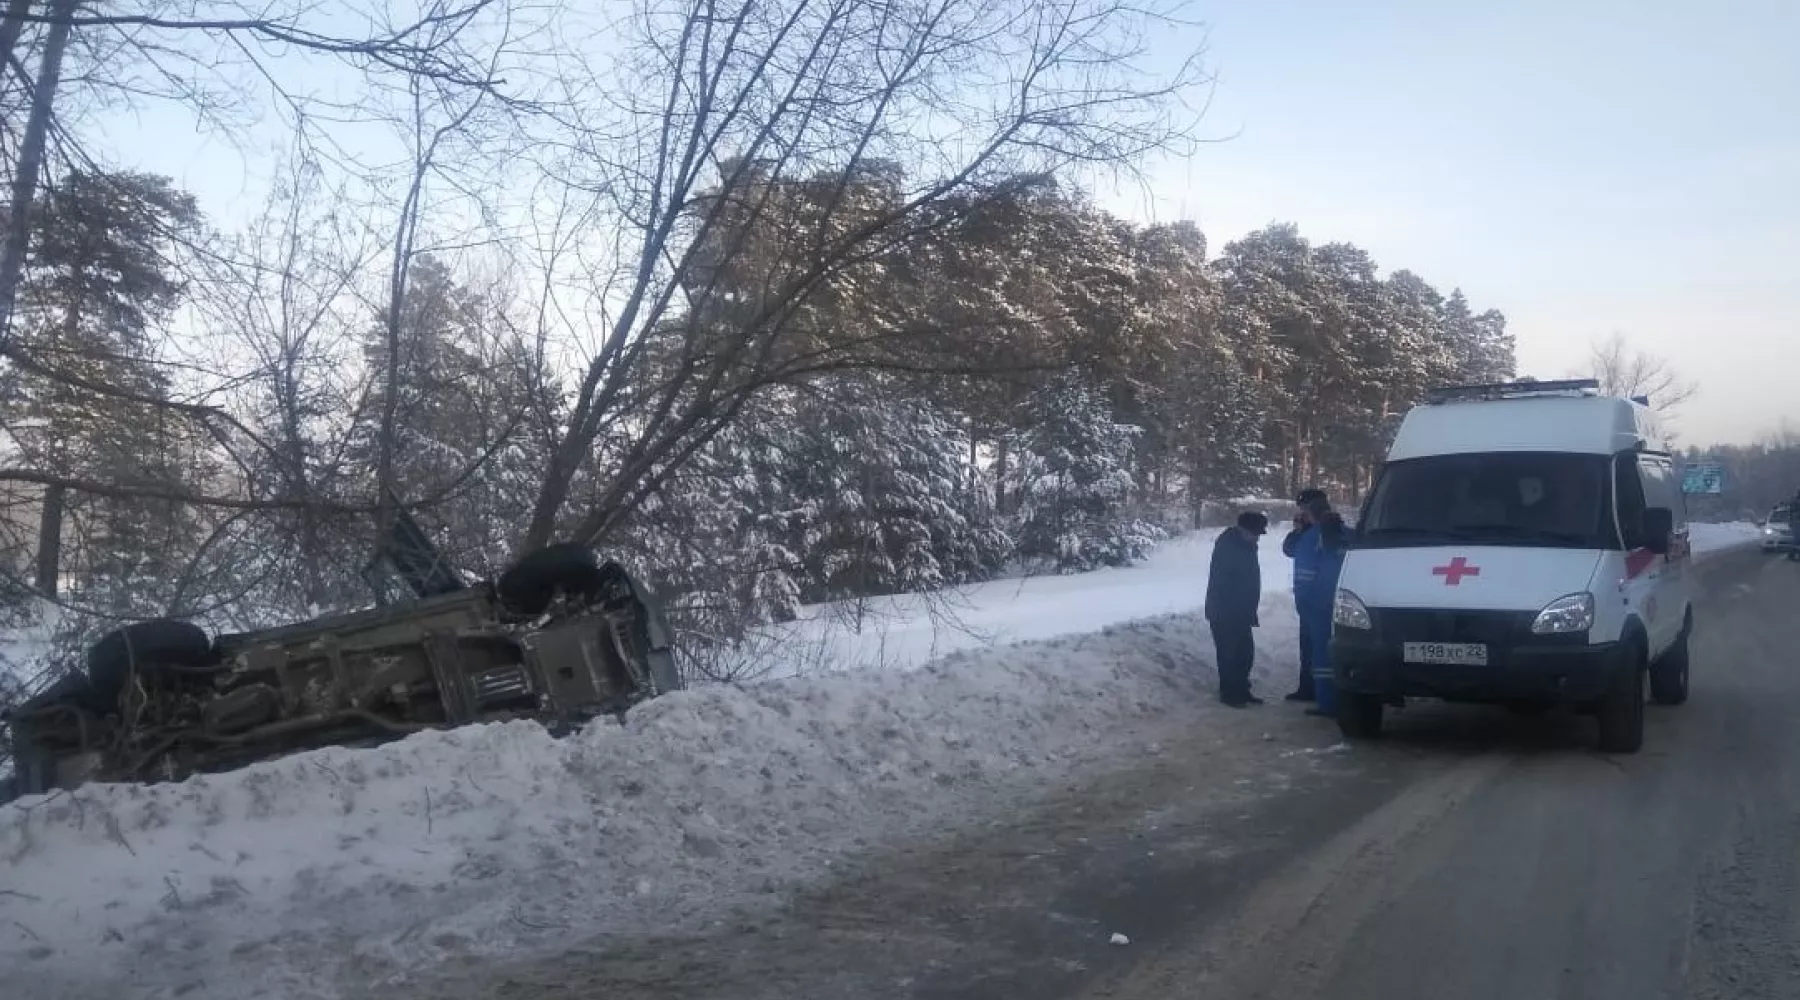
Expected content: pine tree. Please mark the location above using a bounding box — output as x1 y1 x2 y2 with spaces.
1443 289 1516 384
1006 374 1161 572
347 254 553 575
784 379 1009 600
0 170 205 613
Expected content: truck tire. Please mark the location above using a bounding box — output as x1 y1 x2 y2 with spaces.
1649 615 1692 706
86 619 213 702
497 543 606 616
1337 692 1385 740
1596 643 1646 754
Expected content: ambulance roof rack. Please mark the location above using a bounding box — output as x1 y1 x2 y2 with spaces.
1424 377 1601 405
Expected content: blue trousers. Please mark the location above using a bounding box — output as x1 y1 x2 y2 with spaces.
1302 606 1338 715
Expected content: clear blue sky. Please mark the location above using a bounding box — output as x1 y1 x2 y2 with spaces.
1101 0 1800 445
105 0 1798 446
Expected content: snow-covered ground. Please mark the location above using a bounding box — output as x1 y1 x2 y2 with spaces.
747 527 1291 678
0 523 1763 999
1688 520 1765 553
4 610 1289 1000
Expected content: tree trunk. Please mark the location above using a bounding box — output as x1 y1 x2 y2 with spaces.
993 438 1009 516
968 433 979 507
0 0 75 352
33 482 61 595
0 0 36 89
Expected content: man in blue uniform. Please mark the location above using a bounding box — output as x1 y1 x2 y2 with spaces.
1291 492 1348 717
1282 489 1327 702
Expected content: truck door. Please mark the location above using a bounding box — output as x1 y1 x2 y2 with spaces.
1639 454 1692 650
1612 453 1668 654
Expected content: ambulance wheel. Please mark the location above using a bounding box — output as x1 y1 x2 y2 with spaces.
1649 616 1691 706
1596 645 1645 754
1337 692 1385 740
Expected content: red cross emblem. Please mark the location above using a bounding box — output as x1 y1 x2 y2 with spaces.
1432 557 1481 586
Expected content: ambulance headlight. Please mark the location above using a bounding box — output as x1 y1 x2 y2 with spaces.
1333 589 1371 630
1531 592 1595 635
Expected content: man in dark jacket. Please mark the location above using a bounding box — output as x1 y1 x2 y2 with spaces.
1206 511 1268 707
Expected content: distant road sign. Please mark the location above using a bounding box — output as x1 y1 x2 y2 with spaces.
1682 463 1724 495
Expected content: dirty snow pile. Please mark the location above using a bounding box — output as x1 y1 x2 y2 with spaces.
0 606 1290 1000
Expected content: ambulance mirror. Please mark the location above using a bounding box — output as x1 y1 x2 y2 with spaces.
1643 508 1674 555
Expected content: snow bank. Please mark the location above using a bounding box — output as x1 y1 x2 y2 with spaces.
1689 520 1764 555
753 528 1291 678
0 607 1293 1000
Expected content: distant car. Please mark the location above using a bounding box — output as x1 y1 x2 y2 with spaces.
1762 504 1795 553
4 506 682 798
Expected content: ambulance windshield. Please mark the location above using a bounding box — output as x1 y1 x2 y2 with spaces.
1359 452 1612 549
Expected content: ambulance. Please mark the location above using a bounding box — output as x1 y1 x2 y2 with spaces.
1330 378 1693 754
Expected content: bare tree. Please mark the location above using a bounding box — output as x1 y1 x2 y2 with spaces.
191 147 381 612
1587 332 1698 415
514 0 1209 554
365 3 527 534
0 0 524 354
0 0 78 355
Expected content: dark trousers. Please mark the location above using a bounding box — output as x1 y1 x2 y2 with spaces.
1210 621 1255 701
1295 615 1316 697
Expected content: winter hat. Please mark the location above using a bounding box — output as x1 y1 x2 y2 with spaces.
1237 511 1270 535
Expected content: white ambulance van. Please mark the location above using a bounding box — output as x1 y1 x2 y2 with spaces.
1331 378 1693 754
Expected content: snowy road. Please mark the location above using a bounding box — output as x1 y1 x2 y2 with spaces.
378 545 1800 1000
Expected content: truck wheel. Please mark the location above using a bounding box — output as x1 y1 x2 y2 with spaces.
86 619 213 702
1649 616 1691 706
1596 643 1646 754
1337 692 1385 740
497 543 606 616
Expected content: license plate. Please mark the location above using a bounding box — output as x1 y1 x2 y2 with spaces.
1403 642 1489 666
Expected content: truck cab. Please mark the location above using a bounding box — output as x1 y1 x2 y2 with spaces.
1330 379 1693 753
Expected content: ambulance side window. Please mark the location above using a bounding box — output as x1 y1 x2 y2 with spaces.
1641 458 1685 528
1613 455 1648 549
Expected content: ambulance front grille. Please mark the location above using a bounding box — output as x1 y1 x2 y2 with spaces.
1371 608 1584 646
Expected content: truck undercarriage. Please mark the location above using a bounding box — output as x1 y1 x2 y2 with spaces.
4 510 681 797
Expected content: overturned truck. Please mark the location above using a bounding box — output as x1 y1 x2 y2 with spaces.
6 511 682 797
